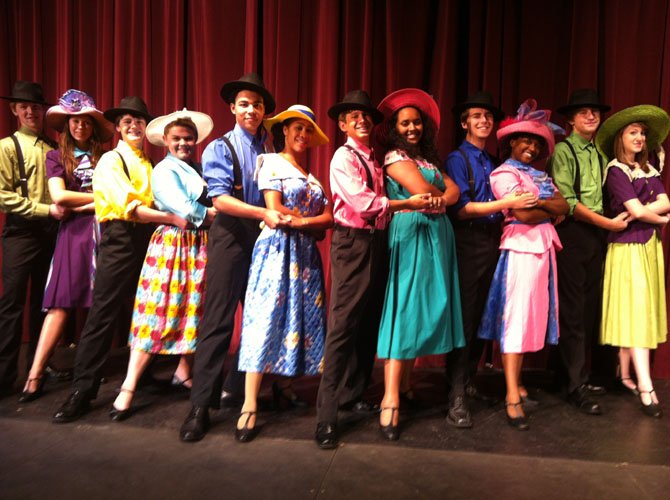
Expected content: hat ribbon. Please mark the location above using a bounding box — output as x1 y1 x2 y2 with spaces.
515 99 565 136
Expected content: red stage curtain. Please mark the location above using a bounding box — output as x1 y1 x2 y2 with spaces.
2 0 670 376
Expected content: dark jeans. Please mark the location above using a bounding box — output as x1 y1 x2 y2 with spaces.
447 221 501 400
316 225 388 424
0 215 57 391
72 220 153 397
189 213 260 409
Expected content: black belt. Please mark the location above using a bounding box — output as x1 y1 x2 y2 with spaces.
334 224 386 236
452 220 502 232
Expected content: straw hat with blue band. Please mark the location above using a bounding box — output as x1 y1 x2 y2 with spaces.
264 104 329 147
595 104 670 160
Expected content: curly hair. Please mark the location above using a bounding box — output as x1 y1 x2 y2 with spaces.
382 107 441 166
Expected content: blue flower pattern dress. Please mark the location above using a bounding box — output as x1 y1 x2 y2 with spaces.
239 154 327 376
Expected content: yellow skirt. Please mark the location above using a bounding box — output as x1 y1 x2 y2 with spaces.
600 233 667 348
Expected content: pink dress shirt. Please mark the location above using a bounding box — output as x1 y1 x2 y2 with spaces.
329 137 390 230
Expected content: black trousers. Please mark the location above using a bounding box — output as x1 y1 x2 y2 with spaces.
555 219 613 393
316 226 388 424
0 215 57 391
190 213 260 409
446 222 501 400
72 220 153 397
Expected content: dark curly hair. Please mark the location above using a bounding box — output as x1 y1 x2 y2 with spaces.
382 107 441 166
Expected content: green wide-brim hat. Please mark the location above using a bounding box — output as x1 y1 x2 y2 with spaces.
595 104 670 159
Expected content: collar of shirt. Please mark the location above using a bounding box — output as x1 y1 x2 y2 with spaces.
345 136 375 162
17 125 44 146
460 139 487 163
232 123 267 149
568 131 594 151
74 147 91 158
116 139 150 162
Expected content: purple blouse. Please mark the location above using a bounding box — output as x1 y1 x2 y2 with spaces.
605 164 665 244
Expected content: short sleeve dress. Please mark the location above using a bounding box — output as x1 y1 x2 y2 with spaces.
239 153 327 376
477 159 561 353
376 149 465 360
42 149 99 309
600 160 667 349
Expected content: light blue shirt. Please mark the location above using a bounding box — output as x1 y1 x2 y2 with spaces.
152 153 208 227
202 123 269 207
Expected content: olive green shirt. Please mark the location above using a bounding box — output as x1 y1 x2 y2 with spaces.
548 131 606 216
0 126 54 218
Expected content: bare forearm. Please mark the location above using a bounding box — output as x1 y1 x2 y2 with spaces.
537 196 569 216
457 199 508 219
513 208 553 223
213 194 267 220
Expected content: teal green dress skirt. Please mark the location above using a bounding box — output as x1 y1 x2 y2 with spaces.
377 150 465 360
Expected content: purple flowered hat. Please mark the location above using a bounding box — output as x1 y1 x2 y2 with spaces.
46 89 115 141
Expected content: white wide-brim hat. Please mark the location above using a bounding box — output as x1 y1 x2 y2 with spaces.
146 108 214 146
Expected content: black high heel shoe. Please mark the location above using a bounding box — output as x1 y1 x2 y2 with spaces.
639 390 663 418
505 401 529 431
272 381 308 410
18 376 45 403
109 388 134 422
379 407 399 441
235 411 258 443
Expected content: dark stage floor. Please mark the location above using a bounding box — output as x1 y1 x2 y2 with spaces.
1 346 669 499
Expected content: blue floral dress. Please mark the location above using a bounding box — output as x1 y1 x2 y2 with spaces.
239 154 327 376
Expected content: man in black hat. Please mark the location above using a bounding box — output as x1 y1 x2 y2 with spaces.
180 73 287 442
0 81 65 396
53 96 189 422
547 89 628 415
444 91 538 428
314 90 432 449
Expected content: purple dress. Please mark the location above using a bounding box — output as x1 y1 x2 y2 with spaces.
42 149 98 309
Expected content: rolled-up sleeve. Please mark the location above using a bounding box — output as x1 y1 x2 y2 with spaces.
330 147 389 221
444 152 472 211
93 152 145 220
203 139 234 199
548 143 578 215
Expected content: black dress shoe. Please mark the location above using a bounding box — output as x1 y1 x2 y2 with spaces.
235 411 258 443
520 393 540 409
180 406 210 442
340 399 380 414
446 396 473 429
379 407 399 441
505 401 530 431
315 422 339 449
220 390 244 409
272 381 309 410
52 391 91 424
465 384 498 405
45 365 73 382
639 390 663 418
585 383 606 396
109 387 135 422
18 376 45 403
568 385 602 415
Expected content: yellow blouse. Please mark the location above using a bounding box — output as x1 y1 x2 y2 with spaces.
92 140 153 222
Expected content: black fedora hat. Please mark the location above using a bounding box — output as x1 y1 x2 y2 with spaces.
327 90 384 124
556 89 611 116
0 80 49 105
451 91 505 122
220 72 276 114
103 96 153 123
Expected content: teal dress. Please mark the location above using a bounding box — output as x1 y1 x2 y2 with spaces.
377 149 465 359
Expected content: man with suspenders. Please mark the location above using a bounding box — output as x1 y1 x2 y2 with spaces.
548 89 627 415
444 92 538 428
0 81 63 397
315 90 432 449
180 73 287 442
